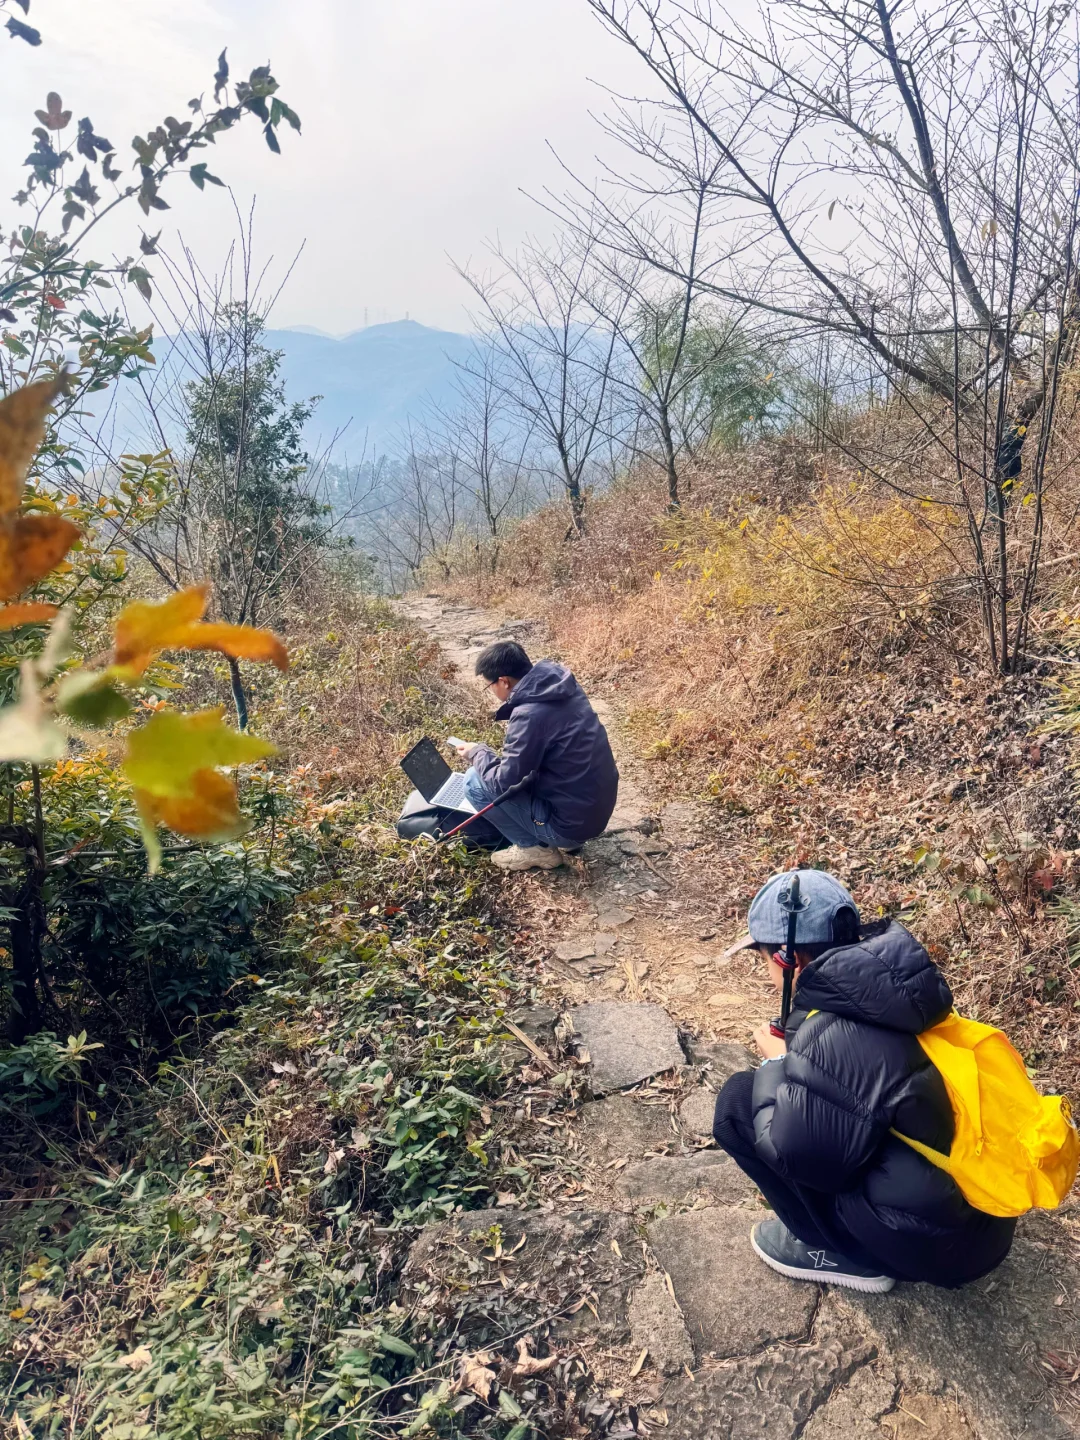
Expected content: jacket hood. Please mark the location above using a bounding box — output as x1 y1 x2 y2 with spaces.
495 660 579 716
794 920 952 1034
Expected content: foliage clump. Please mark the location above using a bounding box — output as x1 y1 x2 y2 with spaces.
1 821 540 1439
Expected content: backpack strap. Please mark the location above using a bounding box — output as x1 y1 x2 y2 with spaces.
889 1127 953 1174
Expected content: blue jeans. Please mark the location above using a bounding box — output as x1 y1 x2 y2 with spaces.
463 768 574 851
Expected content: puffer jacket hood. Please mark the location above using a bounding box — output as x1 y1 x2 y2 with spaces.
795 921 953 1035
494 660 578 714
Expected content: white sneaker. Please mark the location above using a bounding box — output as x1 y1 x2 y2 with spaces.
490 845 565 872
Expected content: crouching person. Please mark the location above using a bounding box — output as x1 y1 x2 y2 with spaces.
453 641 619 872
715 869 1017 1292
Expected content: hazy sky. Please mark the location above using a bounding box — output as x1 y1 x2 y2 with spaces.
3 0 650 335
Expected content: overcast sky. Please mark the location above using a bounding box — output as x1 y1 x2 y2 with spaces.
3 0 650 335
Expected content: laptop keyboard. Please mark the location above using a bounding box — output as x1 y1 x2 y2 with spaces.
433 772 474 812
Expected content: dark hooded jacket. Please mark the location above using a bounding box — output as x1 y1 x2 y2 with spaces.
752 920 1016 1286
470 661 619 846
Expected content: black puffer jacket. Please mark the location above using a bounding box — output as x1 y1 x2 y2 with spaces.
470 661 619 845
752 920 1016 1285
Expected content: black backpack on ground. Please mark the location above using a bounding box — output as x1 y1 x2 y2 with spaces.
395 788 506 851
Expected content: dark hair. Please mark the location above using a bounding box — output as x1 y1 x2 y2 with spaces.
475 641 533 683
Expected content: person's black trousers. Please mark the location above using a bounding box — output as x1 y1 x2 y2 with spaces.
711 1069 887 1267
712 1069 1016 1286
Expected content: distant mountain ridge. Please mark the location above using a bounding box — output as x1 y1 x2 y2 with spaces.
260 319 477 458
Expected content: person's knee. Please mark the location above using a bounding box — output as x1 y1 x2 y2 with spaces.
712 1069 756 1153
463 767 487 805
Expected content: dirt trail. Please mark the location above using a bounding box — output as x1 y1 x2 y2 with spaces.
398 594 1080 1440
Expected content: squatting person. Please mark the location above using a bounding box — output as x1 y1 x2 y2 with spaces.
453 640 619 872
714 869 1016 1291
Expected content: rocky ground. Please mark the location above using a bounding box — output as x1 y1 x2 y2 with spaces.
396 595 1080 1440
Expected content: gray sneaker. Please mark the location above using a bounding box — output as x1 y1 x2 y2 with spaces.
750 1219 895 1294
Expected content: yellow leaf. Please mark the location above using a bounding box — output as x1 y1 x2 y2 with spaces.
0 515 81 602
136 768 251 841
112 586 288 677
123 708 276 798
0 379 63 516
0 601 57 630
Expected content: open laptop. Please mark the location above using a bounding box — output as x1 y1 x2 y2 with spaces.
400 737 476 814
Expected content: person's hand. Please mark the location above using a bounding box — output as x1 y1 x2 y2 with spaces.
454 741 480 761
754 1023 787 1060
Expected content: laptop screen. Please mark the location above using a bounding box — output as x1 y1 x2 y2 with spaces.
400 737 454 802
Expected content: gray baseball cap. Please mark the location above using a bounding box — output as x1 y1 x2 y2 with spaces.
725 869 859 955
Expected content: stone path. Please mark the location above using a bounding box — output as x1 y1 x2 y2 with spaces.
397 595 1080 1440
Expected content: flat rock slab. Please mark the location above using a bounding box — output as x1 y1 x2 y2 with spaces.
576 1092 675 1161
604 797 649 835
662 1334 875 1440
510 1004 557 1042
678 1086 718 1141
687 1038 755 1083
618 1151 755 1206
627 1270 694 1375
570 1001 686 1095
841 1216 1080 1440
663 974 699 998
801 1364 898 1438
596 906 634 928
402 1208 644 1348
649 1206 817 1360
555 937 597 962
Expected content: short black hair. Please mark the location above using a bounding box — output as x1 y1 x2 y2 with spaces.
475 640 533 683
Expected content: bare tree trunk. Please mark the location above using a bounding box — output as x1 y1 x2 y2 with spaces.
228 656 250 732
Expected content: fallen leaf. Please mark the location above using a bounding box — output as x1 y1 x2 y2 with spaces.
513 1337 559 1376
459 1353 497 1402
112 585 288 677
629 1347 648 1378
115 1344 152 1370
189 1154 216 1168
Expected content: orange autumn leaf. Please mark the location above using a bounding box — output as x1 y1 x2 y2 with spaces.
0 514 81 601
0 600 57 630
136 767 250 842
0 378 64 515
0 380 81 602
112 586 289 677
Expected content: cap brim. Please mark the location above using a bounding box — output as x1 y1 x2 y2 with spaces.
723 932 758 959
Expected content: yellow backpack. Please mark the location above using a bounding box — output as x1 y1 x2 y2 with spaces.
891 1012 1079 1218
